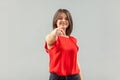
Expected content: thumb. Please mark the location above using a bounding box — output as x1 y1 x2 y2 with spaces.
60 28 66 35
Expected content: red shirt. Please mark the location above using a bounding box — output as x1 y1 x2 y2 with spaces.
44 36 80 76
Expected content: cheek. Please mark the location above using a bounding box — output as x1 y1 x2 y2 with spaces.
67 21 69 26
56 20 60 26
65 21 69 27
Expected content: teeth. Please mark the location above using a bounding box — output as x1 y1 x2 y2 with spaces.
62 22 66 25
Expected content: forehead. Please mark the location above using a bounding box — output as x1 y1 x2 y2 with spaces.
57 12 67 17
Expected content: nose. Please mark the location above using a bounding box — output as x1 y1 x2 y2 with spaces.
62 19 66 21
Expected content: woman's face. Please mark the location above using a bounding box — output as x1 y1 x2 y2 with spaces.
56 13 69 29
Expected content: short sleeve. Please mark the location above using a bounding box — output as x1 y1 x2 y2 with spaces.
70 36 79 51
44 38 60 54
70 36 77 43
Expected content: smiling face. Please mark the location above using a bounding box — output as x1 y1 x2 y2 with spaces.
56 13 69 30
53 9 73 36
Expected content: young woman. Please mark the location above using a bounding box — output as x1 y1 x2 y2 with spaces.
44 9 82 80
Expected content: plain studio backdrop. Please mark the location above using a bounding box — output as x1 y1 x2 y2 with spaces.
0 0 120 80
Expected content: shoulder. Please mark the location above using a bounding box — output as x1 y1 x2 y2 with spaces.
69 35 78 43
70 35 77 39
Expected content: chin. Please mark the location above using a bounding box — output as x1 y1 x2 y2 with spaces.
65 26 69 28
63 26 68 29
58 25 69 29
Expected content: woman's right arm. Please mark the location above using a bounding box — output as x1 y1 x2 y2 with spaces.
45 28 64 49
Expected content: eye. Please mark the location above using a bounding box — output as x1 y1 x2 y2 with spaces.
57 17 62 20
65 17 69 20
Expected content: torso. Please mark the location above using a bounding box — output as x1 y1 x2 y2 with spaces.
45 35 80 76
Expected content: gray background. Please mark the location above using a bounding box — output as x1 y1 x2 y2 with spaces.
1 0 120 80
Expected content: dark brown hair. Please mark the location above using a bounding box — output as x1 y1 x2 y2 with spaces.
53 9 73 36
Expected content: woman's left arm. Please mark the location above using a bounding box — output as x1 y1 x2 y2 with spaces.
77 55 83 80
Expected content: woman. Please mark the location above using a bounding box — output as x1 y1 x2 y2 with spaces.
44 9 82 80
